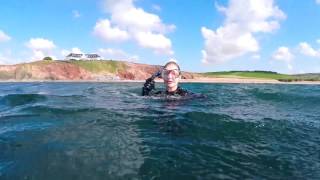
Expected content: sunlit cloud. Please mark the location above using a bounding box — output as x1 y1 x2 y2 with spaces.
152 4 161 12
26 38 56 60
201 0 286 64
93 0 175 55
72 10 81 18
298 42 320 58
98 48 139 61
0 30 11 42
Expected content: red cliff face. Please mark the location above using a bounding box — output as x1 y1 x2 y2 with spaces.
36 62 92 80
118 62 162 80
0 61 92 80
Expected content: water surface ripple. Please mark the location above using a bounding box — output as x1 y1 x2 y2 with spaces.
0 82 319 179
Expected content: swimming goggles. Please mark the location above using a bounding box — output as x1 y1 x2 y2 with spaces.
161 69 181 79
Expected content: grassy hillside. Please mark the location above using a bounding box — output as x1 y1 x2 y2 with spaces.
202 71 320 82
28 59 127 74
66 60 126 73
202 71 292 79
29 60 56 65
285 73 320 82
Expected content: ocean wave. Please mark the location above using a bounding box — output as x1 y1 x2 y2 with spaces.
21 105 107 115
0 94 47 107
0 83 320 179
248 87 320 104
0 122 53 135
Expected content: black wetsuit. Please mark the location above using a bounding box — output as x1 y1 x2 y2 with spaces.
142 77 193 97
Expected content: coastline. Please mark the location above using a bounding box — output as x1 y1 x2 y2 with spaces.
180 78 320 84
1 77 320 85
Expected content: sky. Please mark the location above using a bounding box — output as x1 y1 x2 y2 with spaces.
0 0 320 74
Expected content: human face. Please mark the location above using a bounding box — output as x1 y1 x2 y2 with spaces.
162 63 180 91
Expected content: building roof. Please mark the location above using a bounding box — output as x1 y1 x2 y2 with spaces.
66 53 82 58
85 54 101 58
66 53 101 59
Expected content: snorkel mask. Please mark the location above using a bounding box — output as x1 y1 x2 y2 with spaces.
161 69 181 80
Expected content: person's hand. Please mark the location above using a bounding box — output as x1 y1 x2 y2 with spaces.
151 70 162 80
144 77 155 90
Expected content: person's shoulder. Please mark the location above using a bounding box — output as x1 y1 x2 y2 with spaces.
177 87 205 98
145 90 164 96
177 87 192 96
154 90 163 95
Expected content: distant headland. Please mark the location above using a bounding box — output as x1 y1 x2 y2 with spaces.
1 58 320 84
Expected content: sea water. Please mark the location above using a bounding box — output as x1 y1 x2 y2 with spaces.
0 82 319 179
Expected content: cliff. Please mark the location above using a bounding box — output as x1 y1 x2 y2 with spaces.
0 60 198 81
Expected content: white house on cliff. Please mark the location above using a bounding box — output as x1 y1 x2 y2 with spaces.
65 53 101 60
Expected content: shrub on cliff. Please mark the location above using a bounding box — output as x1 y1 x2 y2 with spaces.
43 57 53 61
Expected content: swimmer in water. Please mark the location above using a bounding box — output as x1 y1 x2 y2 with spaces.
142 61 195 97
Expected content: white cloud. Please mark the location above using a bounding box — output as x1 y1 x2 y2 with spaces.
298 42 320 57
272 46 294 61
251 54 261 59
272 46 294 70
0 49 25 65
152 4 161 12
94 0 175 55
26 38 56 60
0 52 10 64
61 50 69 57
31 50 46 60
201 0 286 64
201 27 259 64
134 32 173 55
106 1 170 32
26 38 56 50
316 0 320 5
317 39 320 44
72 10 81 18
0 30 11 42
70 47 83 54
93 19 130 42
29 50 57 61
98 48 139 61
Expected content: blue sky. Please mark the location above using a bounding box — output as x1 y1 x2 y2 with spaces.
0 0 320 74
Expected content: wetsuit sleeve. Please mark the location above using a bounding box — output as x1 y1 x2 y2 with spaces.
178 87 206 98
142 77 155 96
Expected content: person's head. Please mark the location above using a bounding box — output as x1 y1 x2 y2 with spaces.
162 61 181 92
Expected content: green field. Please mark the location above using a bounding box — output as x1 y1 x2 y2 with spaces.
29 59 126 74
67 60 126 73
202 71 292 79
